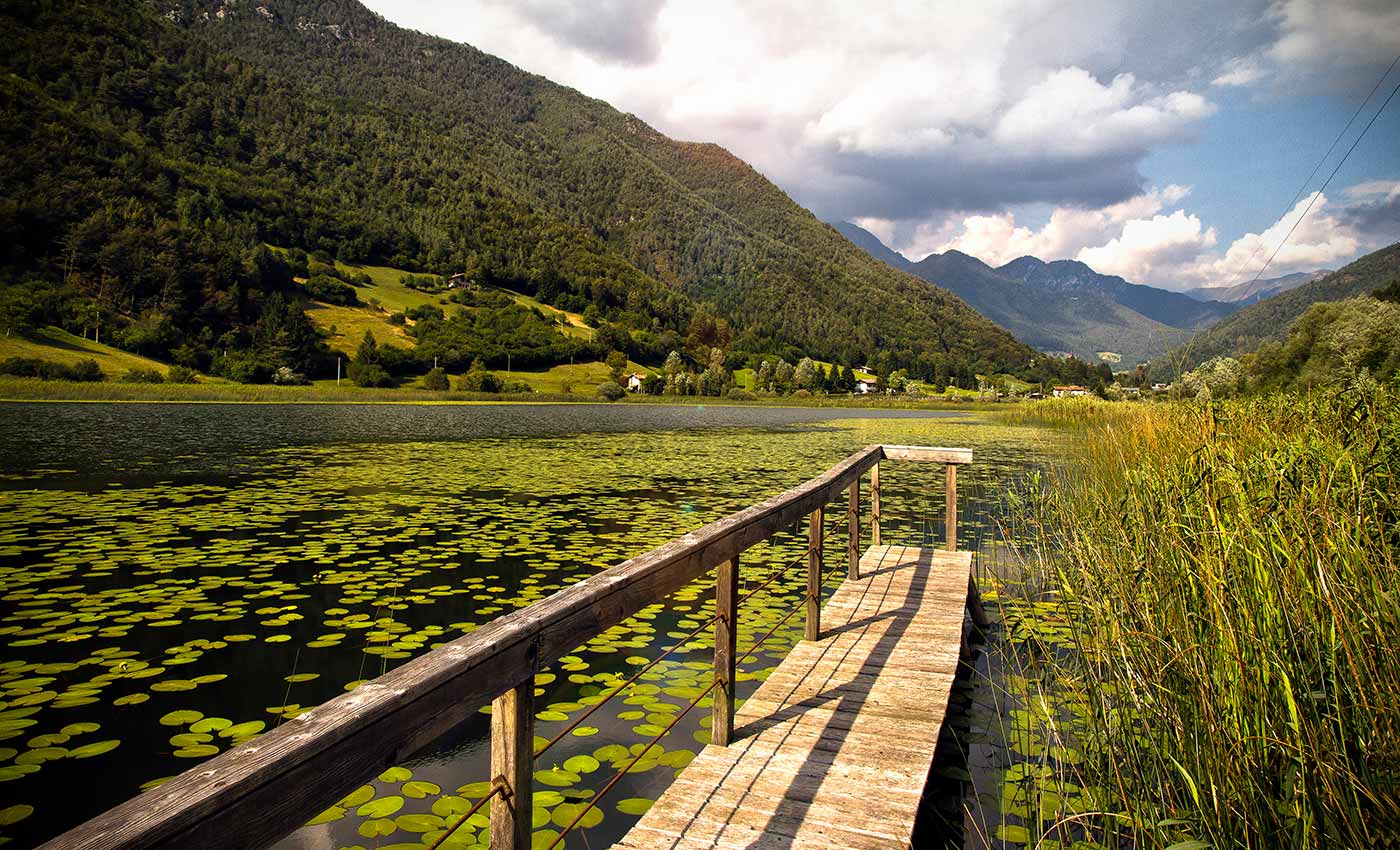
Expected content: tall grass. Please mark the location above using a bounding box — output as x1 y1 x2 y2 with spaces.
995 384 1399 847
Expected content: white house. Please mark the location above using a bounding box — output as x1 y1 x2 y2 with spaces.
855 379 875 394
626 373 646 392
1052 385 1090 398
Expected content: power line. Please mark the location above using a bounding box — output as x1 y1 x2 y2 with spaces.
1224 52 1400 288
1246 77 1400 287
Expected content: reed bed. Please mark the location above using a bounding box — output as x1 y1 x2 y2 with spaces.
992 384 1399 848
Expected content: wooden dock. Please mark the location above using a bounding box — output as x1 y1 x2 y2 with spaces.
613 544 971 850
47 445 985 850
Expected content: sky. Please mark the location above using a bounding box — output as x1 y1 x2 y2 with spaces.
361 0 1400 291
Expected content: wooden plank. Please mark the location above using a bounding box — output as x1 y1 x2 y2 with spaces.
712 555 738 747
848 479 860 580
946 463 957 551
879 445 973 464
869 462 880 547
489 681 533 850
806 507 822 641
42 444 892 850
612 544 971 850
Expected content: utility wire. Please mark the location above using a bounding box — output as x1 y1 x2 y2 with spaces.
1246 77 1400 286
1223 52 1400 289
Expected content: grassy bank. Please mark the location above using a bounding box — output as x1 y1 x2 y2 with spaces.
989 387 1399 846
0 375 1009 409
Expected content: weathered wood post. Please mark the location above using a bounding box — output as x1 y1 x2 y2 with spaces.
806 507 823 641
489 679 534 850
870 462 881 547
945 462 957 551
848 480 860 580
712 555 738 746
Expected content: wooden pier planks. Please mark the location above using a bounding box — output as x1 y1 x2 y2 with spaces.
612 544 972 850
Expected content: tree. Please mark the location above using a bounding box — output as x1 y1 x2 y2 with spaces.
699 346 729 396
773 359 794 394
756 359 773 392
457 359 504 392
606 349 628 383
597 380 626 401
422 366 449 390
793 357 818 392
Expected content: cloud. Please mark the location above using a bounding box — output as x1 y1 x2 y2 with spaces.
1268 0 1400 88
363 0 1240 224
482 0 667 65
1212 56 1267 87
907 182 1390 290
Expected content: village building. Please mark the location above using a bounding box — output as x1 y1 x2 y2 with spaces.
1052 385 1090 398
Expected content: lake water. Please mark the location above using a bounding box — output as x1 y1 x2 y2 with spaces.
0 402 1052 849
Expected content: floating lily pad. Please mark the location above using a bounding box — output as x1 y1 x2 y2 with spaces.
378 766 413 783
616 798 653 815
356 795 405 818
0 804 34 826
402 780 440 798
69 739 121 759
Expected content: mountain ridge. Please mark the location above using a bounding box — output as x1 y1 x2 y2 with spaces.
0 0 1059 385
832 221 1237 365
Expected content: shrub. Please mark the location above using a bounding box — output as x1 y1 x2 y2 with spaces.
422 367 449 391
66 359 105 382
349 363 394 388
792 388 812 398
726 388 757 401
304 274 358 306
456 360 503 393
167 365 198 384
387 312 407 326
271 366 307 385
119 368 165 383
597 380 626 401
502 381 534 394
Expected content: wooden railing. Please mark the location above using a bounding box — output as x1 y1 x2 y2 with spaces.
48 444 977 850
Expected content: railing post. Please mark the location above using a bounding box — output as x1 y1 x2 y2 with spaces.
870 462 881 547
848 480 860 580
712 554 738 746
945 462 957 551
806 507 822 641
489 679 534 850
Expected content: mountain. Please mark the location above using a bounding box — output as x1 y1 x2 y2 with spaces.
833 223 1238 366
1182 270 1331 305
1154 242 1400 377
831 222 912 270
0 0 1046 385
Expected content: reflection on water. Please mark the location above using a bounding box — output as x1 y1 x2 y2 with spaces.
0 402 1048 849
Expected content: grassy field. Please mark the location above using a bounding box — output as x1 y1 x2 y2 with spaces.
305 303 416 350
0 327 188 377
987 389 1400 848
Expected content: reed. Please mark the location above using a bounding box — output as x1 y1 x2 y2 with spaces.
994 383 1400 848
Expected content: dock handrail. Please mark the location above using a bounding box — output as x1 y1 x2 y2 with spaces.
47 444 976 850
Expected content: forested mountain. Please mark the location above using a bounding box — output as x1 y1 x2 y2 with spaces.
1153 241 1400 377
834 222 1237 366
0 0 1062 386
1181 269 1330 305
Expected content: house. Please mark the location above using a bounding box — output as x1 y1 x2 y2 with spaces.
626 373 646 392
1122 386 1142 396
1052 385 1090 398
855 379 876 394
1151 382 1171 393
445 273 478 290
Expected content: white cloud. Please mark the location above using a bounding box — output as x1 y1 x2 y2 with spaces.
1268 0 1400 84
1212 55 1267 87
902 182 1387 290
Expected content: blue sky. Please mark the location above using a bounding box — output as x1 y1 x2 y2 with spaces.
366 0 1400 290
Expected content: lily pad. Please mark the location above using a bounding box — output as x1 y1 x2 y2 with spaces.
69 739 121 759
356 795 405 818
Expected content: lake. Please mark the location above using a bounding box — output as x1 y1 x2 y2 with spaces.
0 402 1052 849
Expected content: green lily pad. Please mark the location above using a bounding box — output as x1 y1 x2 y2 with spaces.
339 785 376 808
69 739 121 759
378 766 413 783
563 755 599 774
0 804 34 826
402 780 441 798
395 813 446 832
190 717 233 733
535 767 580 787
356 795 405 818
306 804 345 826
551 802 603 829
159 710 203 727
357 817 397 838
616 798 653 815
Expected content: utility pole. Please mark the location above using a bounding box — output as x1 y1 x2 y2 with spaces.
336 356 341 385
